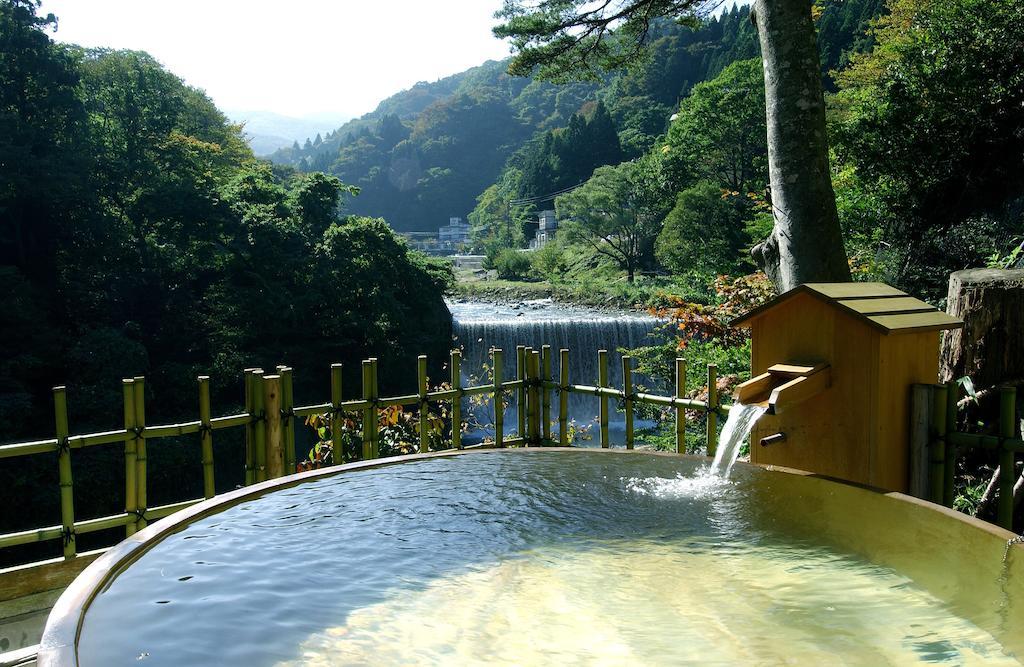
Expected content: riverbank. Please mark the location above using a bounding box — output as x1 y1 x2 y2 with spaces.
451 270 706 312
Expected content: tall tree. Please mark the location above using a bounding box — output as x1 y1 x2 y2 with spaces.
555 158 665 282
495 0 852 290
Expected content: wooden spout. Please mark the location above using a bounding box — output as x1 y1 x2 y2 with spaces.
734 363 831 415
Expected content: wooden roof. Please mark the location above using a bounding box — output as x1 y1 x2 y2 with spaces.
731 282 963 335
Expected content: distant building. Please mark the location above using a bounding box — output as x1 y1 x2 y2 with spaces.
400 232 441 254
439 217 471 251
530 210 559 249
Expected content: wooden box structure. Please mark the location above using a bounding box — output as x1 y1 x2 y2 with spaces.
732 283 962 492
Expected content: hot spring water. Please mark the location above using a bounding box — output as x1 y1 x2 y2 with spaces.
712 403 768 477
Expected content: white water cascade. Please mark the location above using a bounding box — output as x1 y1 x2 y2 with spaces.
449 299 663 443
711 403 768 478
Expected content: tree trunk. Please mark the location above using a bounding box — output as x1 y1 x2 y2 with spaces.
940 268 1024 387
750 0 851 291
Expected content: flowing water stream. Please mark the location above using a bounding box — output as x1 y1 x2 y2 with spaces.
712 403 768 477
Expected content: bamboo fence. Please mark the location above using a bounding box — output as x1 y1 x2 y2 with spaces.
928 381 1024 529
0 348 724 567
3 350 1021 567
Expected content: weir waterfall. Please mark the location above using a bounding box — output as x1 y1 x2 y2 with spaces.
449 299 662 444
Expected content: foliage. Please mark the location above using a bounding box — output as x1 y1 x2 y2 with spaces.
556 158 668 282
830 0 1024 298
490 248 534 281
656 182 755 277
0 2 454 554
494 0 710 82
659 58 766 195
529 241 568 280
300 397 453 471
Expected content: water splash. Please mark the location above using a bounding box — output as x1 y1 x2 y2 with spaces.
711 403 767 478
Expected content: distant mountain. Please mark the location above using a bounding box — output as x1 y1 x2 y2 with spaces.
228 110 352 156
268 0 883 233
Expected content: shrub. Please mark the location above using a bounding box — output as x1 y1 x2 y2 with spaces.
492 248 533 280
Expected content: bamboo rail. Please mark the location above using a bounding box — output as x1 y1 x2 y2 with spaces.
926 380 1023 530
0 346 730 569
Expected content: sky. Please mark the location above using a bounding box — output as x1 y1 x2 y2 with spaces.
39 0 513 119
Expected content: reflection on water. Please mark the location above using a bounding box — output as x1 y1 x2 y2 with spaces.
282 541 1016 666
76 452 1020 666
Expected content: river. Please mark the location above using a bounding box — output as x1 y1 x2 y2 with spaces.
448 298 664 445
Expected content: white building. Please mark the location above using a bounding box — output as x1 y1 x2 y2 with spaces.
530 210 558 249
439 217 471 250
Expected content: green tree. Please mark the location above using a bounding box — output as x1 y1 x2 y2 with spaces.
660 58 767 195
831 0 1024 295
495 0 852 289
0 0 87 278
656 181 752 276
555 159 666 282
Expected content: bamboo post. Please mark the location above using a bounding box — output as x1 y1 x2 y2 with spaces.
929 383 948 506
133 376 148 530
361 360 372 460
598 350 609 449
944 380 957 507
330 363 343 465
622 356 634 450
243 368 257 486
450 350 462 450
278 366 295 474
675 358 687 455
558 349 569 447
706 364 718 457
998 386 1017 530
198 376 215 499
541 345 552 445
418 355 429 454
54 386 75 558
123 379 138 537
369 358 380 458
493 348 504 448
251 369 266 482
527 349 541 446
516 345 526 438
264 374 284 479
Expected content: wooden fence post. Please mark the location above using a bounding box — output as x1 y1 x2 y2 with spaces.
418 355 429 454
559 349 569 447
264 374 284 479
541 345 552 445
54 386 75 558
122 379 138 537
675 358 687 455
493 348 504 448
450 350 462 450
517 345 526 439
277 366 295 474
330 363 343 465
133 376 148 530
908 384 933 499
998 386 1017 530
198 376 215 499
622 356 634 450
929 383 948 506
527 349 541 446
598 350 609 448
361 360 372 460
706 365 718 456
